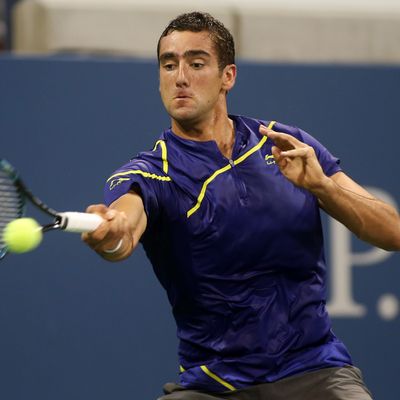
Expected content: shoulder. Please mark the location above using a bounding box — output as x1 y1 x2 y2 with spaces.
105 138 173 191
258 118 302 137
237 115 331 156
112 136 170 176
233 115 304 139
257 117 319 145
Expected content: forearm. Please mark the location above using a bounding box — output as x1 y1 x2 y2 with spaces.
263 128 400 250
313 176 400 251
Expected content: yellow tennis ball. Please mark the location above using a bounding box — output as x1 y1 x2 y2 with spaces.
2 218 43 253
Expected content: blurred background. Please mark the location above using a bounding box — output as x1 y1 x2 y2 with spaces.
0 1 399 400
2 0 400 62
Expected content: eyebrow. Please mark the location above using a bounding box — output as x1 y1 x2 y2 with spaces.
159 50 211 63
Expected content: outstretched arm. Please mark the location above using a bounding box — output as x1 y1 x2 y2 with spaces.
260 125 400 251
82 191 147 261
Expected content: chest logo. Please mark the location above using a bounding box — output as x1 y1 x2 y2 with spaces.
265 154 276 165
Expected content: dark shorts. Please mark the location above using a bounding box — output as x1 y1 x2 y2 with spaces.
157 366 373 400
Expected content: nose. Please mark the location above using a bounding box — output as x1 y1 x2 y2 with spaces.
176 63 189 88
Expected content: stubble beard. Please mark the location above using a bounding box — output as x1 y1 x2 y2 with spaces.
168 101 206 129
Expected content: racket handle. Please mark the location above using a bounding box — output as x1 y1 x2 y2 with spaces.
57 212 103 233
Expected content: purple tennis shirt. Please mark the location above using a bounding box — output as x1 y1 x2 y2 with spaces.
104 115 352 392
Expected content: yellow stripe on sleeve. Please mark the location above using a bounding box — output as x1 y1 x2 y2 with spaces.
200 365 236 391
107 169 171 183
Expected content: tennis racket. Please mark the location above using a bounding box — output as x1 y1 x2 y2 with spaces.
0 158 103 259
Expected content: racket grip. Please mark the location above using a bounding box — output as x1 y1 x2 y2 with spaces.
57 212 103 233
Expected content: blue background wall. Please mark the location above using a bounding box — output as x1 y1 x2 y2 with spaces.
0 55 399 400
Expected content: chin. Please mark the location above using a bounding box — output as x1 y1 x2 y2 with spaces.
170 109 199 123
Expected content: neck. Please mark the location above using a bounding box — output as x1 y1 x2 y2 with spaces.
171 107 235 159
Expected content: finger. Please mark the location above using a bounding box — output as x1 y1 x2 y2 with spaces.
93 211 130 252
259 125 284 141
280 147 310 158
83 205 110 241
86 204 108 214
259 125 282 139
267 132 295 151
82 221 110 245
259 125 269 136
104 208 119 221
265 129 306 151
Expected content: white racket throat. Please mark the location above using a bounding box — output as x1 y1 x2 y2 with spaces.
57 212 103 233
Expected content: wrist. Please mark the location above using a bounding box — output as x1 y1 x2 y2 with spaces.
309 175 335 198
102 238 124 254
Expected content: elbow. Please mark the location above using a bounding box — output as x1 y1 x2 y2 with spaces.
377 231 400 252
383 237 400 252
359 227 400 252
388 222 400 251
363 215 400 251
385 214 400 251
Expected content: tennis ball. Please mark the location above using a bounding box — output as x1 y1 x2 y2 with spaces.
2 218 43 253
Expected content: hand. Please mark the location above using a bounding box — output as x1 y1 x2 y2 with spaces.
260 125 329 193
81 204 131 256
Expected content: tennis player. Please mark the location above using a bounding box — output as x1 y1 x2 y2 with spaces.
83 12 400 400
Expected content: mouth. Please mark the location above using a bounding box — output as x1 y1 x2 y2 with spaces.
174 93 191 100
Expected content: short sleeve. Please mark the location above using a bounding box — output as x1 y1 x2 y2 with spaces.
297 128 342 177
103 159 164 228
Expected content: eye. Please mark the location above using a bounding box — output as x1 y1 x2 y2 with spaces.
191 62 204 69
163 63 176 71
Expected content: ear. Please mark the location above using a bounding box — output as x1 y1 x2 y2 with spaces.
222 64 237 92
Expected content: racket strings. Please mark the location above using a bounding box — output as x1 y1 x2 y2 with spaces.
0 171 24 248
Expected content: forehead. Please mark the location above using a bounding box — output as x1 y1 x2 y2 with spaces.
159 30 217 57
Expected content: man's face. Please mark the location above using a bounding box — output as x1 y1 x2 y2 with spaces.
158 30 234 125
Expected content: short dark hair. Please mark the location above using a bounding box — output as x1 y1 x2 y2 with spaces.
157 11 235 70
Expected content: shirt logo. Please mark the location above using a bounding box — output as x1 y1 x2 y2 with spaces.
265 154 276 165
109 177 130 190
